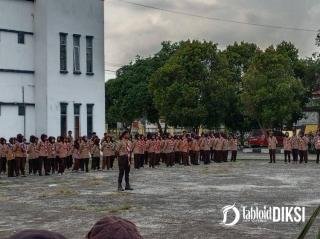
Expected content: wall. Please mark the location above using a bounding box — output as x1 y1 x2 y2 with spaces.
42 0 105 137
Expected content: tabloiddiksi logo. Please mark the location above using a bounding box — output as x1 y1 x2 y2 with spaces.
220 204 241 226
220 204 305 226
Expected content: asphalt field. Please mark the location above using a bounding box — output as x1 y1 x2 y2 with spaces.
0 153 319 239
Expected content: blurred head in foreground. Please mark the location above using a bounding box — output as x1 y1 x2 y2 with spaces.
87 216 143 239
8 230 66 239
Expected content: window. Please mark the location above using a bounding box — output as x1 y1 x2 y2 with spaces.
60 33 68 73
73 34 81 74
87 104 94 137
18 32 25 44
74 103 81 139
86 36 93 74
60 103 68 137
18 104 25 116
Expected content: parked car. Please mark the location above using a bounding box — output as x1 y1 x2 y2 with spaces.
248 129 284 148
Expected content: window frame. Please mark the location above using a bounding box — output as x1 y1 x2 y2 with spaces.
86 36 94 75
59 33 68 73
73 34 81 74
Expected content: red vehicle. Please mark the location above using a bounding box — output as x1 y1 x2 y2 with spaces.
248 129 284 148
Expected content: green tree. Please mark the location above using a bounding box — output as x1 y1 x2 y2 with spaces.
241 46 306 129
106 42 179 132
150 40 233 131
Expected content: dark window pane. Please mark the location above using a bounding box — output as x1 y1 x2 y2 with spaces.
60 103 68 136
61 116 67 137
60 33 67 71
87 116 93 137
18 105 25 116
18 32 25 44
60 103 68 115
87 104 94 137
74 116 80 139
73 35 81 72
74 104 81 115
86 37 93 73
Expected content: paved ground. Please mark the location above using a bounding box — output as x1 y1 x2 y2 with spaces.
0 153 319 239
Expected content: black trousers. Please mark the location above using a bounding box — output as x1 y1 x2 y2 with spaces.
0 157 7 174
134 154 143 169
316 149 320 163
149 152 155 168
299 150 308 163
58 157 66 174
42 157 51 175
28 158 36 174
269 149 276 163
165 152 175 167
50 157 58 173
92 156 100 170
203 150 210 164
231 151 237 161
118 155 130 185
35 157 43 175
223 150 228 162
80 158 89 172
284 150 291 163
292 149 299 162
15 157 26 176
7 160 16 177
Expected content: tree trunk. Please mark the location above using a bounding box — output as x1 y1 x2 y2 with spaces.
156 120 163 135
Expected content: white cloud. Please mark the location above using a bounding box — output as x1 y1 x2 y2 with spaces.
104 0 320 78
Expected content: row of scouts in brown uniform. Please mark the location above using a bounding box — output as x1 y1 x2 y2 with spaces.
267 130 320 164
0 132 238 178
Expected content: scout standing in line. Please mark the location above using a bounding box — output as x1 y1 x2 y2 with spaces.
215 134 224 163
154 136 161 166
298 132 309 163
222 134 229 162
7 138 15 177
27 136 37 175
80 136 90 172
37 134 49 176
0 138 7 175
72 139 81 172
283 132 291 163
291 130 299 164
91 138 101 171
101 135 115 170
229 134 238 162
48 137 57 174
267 131 277 163
116 131 133 191
165 135 175 167
180 134 190 166
147 135 156 168
314 131 320 164
13 134 26 176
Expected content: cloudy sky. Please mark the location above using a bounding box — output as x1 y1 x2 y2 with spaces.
104 0 320 80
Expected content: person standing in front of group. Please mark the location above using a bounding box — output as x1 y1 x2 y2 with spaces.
314 130 320 164
116 131 133 191
283 132 292 163
267 131 277 163
229 134 238 162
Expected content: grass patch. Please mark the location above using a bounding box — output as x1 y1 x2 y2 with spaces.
71 203 133 214
38 186 79 198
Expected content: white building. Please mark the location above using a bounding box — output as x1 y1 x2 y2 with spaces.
0 0 105 139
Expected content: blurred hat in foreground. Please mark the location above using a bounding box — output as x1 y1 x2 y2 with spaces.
8 230 66 239
87 216 143 239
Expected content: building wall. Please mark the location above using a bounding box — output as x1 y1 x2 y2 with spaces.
36 0 105 137
0 105 35 140
0 0 35 139
0 0 105 138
